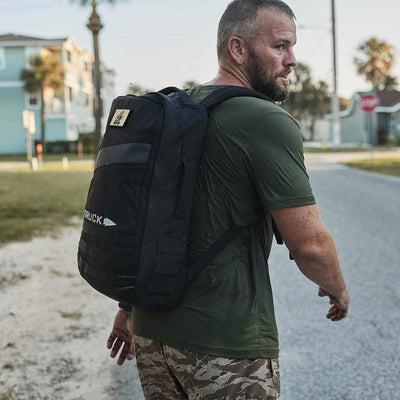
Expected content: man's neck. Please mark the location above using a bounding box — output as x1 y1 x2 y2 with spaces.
205 64 253 89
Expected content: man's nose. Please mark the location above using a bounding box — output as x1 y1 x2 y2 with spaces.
285 49 297 67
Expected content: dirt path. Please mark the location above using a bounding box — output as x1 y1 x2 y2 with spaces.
0 226 144 400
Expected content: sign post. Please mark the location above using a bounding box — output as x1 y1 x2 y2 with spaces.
359 92 379 146
23 110 36 169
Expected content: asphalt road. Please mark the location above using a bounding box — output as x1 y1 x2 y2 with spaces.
113 161 400 400
269 163 400 400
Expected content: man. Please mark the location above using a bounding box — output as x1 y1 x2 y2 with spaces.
107 0 350 398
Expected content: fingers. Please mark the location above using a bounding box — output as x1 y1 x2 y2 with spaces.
107 333 117 349
128 338 136 360
117 341 134 365
107 331 136 365
326 305 348 321
107 310 135 365
318 287 329 297
319 287 350 321
111 337 124 359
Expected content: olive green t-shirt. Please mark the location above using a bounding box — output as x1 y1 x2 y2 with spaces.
132 86 315 359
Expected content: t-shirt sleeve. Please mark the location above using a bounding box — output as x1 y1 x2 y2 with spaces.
248 110 315 211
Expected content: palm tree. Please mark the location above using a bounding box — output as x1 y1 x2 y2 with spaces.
127 83 153 96
382 75 398 91
72 0 125 157
182 80 200 89
354 37 395 90
284 62 330 140
20 54 64 154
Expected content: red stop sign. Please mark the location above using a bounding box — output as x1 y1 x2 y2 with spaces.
360 94 379 112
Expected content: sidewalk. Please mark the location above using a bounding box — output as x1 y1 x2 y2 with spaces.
304 149 400 165
0 161 30 170
1 150 399 170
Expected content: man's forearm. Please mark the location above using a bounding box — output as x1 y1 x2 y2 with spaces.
291 229 346 298
272 204 349 318
271 205 347 298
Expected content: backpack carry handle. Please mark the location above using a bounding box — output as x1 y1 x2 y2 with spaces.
159 86 180 95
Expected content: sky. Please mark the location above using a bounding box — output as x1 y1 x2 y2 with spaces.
1 0 399 98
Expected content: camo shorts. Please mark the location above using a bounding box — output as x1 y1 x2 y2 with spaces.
135 335 280 400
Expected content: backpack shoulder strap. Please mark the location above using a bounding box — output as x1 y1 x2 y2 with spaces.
186 226 243 284
185 87 284 283
199 86 273 109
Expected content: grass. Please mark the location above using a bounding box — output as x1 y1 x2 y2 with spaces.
0 391 14 400
0 272 29 288
59 311 83 320
344 157 400 177
0 153 93 162
0 169 92 245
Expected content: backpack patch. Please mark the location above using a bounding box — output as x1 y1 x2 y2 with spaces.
110 109 130 127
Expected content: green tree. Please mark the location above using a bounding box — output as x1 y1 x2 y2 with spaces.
354 37 395 90
182 80 200 89
284 62 331 140
127 83 153 95
287 62 311 94
126 80 200 95
382 75 398 91
20 54 64 154
72 0 126 157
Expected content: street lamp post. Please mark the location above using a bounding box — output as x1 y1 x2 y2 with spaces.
331 0 341 147
87 3 103 157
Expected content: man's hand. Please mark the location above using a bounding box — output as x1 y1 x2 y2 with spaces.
107 309 135 365
318 287 350 321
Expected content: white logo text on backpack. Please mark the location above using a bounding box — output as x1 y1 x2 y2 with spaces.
84 210 116 227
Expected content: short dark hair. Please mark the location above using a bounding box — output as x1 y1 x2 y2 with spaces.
217 0 296 60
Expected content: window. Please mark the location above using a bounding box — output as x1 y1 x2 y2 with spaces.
26 92 40 109
0 48 5 70
29 95 38 106
49 97 64 113
68 87 73 104
66 50 72 63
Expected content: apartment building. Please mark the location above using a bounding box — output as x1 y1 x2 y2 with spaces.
0 33 114 154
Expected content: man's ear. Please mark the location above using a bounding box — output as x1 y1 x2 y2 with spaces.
227 36 247 65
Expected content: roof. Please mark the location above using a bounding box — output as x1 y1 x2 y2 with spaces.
324 90 400 119
377 90 400 107
0 33 68 46
0 33 45 41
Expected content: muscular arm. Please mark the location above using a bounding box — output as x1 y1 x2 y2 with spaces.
271 204 350 321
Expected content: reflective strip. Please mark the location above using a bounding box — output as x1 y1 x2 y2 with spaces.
95 143 151 170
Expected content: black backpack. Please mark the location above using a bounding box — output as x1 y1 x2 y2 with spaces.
78 86 273 309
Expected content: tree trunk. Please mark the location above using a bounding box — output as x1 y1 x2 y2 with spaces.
92 29 102 157
40 87 46 155
310 116 316 141
87 4 103 159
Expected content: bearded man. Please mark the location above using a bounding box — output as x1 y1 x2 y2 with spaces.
107 1 350 398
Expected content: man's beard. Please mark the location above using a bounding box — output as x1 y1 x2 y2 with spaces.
246 47 289 102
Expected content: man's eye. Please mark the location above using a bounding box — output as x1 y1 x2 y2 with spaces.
276 44 285 50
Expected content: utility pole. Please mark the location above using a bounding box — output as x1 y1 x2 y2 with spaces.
87 2 103 158
331 0 341 147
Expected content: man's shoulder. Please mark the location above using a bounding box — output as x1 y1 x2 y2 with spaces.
224 95 287 115
187 85 300 141
191 85 295 121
